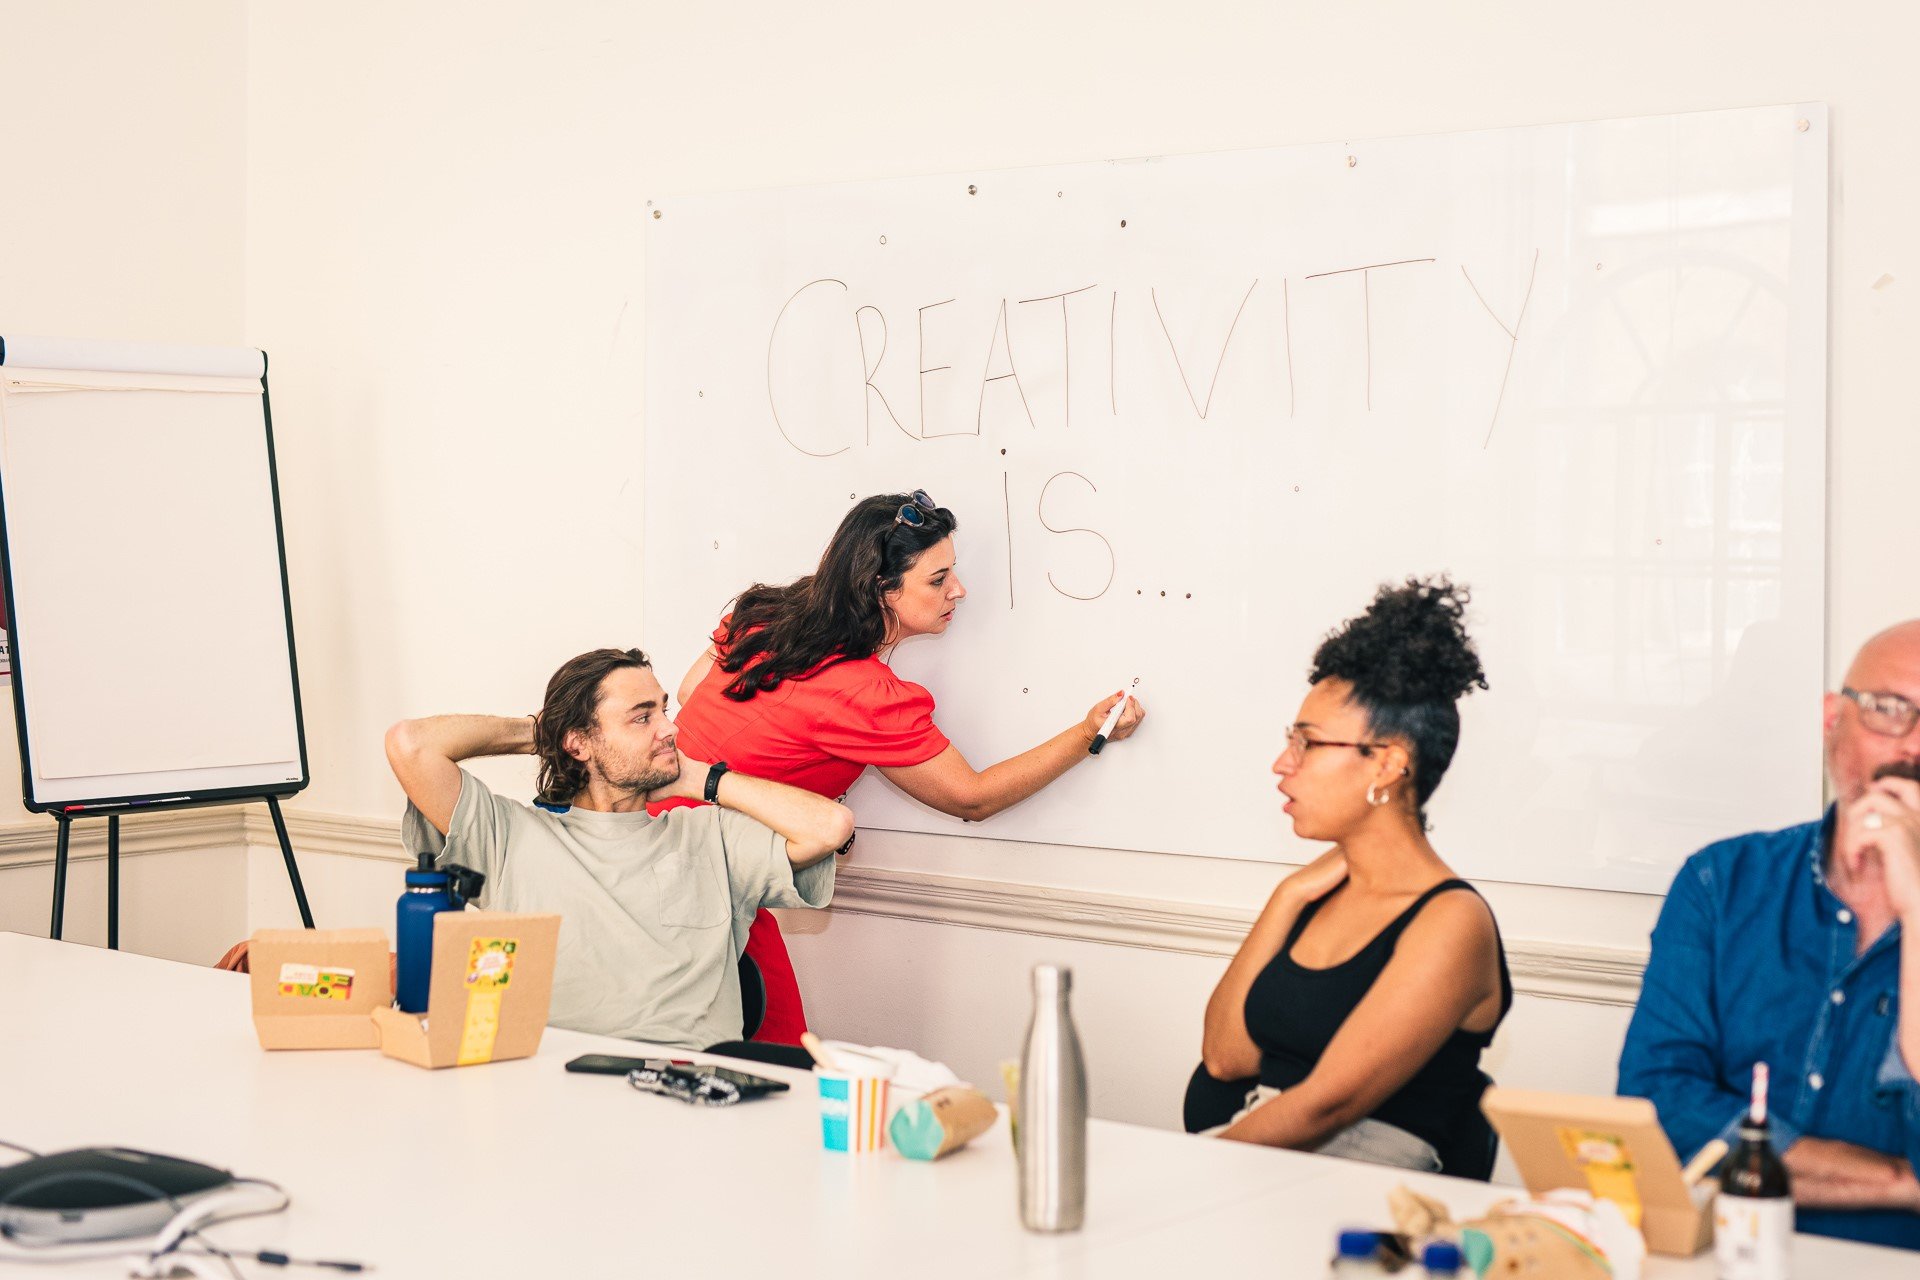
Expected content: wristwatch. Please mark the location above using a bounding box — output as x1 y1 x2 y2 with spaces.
703 761 731 804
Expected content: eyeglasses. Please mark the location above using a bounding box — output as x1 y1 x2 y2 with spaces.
1838 686 1920 738
894 489 938 528
1283 724 1386 758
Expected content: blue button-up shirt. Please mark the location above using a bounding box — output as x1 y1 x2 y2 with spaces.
1618 808 1920 1250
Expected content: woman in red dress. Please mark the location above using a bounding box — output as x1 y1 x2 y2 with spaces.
660 490 1145 1045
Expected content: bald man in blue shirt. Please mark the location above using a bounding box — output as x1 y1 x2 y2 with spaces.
1620 621 1920 1249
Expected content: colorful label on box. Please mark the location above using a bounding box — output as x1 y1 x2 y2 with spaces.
465 937 516 990
276 963 354 1000
1556 1125 1642 1227
456 937 516 1065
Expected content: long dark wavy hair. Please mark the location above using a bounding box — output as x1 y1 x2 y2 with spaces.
717 492 958 700
534 647 652 803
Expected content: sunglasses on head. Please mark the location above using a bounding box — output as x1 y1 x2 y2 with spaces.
893 489 938 528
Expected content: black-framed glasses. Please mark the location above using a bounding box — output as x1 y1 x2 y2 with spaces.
894 489 938 528
1839 686 1920 738
1283 724 1386 758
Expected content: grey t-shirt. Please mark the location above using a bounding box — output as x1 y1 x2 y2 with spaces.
400 770 833 1050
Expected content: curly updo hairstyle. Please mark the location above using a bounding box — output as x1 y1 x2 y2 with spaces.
718 492 958 701
1309 575 1487 822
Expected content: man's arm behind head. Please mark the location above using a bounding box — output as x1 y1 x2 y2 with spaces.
385 714 535 836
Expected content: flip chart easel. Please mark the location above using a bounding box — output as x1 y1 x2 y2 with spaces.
0 335 316 942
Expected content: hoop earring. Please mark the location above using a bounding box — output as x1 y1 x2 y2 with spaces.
1366 782 1391 808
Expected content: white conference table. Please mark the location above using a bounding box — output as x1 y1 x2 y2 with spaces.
1 933 1909 1278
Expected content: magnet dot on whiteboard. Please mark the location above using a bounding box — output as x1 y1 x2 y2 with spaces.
967 184 977 195
652 209 662 219
879 235 887 245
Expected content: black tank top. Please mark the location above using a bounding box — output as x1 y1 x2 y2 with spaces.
1242 878 1512 1179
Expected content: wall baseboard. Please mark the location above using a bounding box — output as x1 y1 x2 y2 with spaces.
2 807 1647 1007
821 864 1645 1008
0 807 243 870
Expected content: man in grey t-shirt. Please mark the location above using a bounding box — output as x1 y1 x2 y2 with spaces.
384 646 853 1051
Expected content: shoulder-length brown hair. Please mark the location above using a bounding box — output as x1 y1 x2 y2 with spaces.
533 648 651 803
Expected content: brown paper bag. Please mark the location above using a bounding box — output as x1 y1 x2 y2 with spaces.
889 1085 999 1159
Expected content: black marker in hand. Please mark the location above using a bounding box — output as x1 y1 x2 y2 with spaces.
1088 688 1135 755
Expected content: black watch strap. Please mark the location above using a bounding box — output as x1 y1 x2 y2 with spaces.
703 761 731 804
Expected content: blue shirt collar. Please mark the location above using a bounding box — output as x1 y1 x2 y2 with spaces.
1806 802 1838 901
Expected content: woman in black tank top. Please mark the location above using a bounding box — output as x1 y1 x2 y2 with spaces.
1192 577 1511 1180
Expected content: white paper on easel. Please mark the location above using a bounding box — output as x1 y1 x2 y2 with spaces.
0 364 299 782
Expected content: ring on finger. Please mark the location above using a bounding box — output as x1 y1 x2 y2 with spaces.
1864 811 1885 831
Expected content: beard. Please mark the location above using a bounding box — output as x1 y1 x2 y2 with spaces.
592 751 681 796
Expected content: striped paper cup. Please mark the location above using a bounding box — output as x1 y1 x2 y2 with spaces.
818 1067 893 1154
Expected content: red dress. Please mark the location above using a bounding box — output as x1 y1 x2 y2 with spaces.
652 624 950 1045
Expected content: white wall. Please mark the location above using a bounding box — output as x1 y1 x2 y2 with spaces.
239 0 1920 1134
0 0 249 959
7 0 1917 1140
0 836 245 964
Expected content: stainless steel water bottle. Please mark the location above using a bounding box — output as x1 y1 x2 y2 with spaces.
1018 963 1087 1232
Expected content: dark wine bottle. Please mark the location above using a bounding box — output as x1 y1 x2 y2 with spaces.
1714 1062 1792 1280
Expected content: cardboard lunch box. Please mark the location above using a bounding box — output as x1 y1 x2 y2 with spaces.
370 911 561 1069
1481 1087 1714 1257
249 928 393 1050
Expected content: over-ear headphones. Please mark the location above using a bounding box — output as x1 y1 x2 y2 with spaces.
127 1184 285 1278
126 1182 365 1277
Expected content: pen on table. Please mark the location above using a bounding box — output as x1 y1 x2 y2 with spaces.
1088 687 1135 756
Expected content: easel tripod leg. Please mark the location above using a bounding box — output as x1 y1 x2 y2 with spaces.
50 815 71 941
267 795 315 928
107 814 120 950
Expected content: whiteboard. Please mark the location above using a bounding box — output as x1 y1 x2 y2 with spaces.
0 336 307 811
644 104 1828 894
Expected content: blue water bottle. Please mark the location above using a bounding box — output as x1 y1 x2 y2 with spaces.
1420 1240 1464 1277
1330 1230 1385 1276
395 854 484 1013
